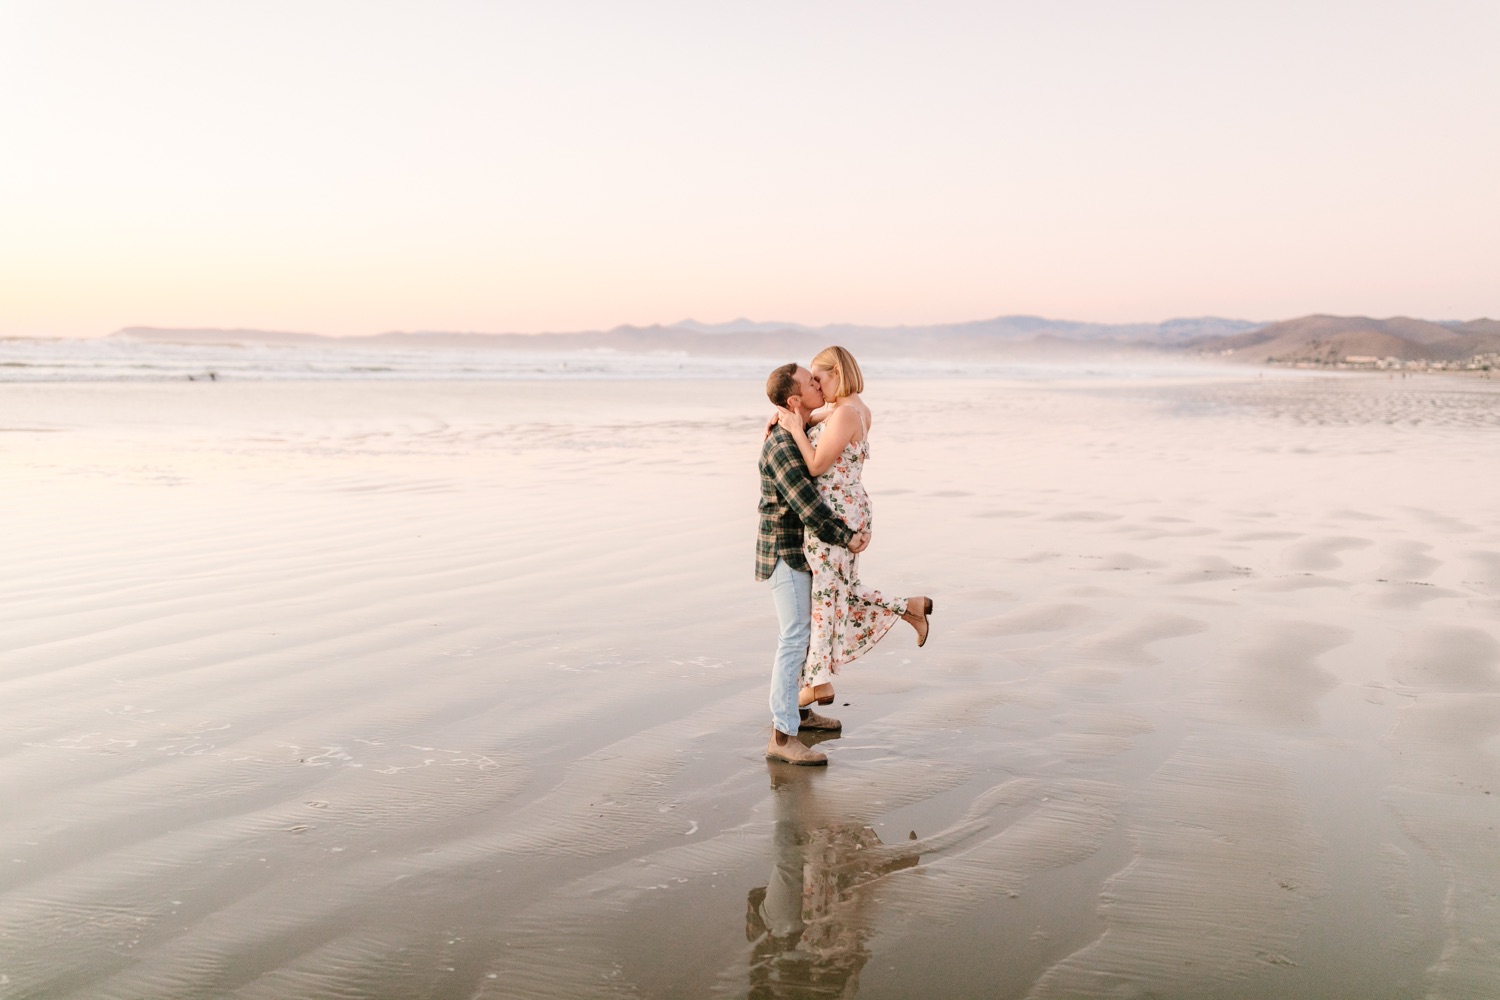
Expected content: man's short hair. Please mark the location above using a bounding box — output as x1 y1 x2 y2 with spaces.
765 362 799 408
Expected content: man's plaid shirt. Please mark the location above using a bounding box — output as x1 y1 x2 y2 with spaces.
756 425 856 581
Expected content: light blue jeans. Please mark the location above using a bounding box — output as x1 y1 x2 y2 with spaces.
768 558 812 736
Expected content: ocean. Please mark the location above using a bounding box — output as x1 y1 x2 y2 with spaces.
0 336 1247 383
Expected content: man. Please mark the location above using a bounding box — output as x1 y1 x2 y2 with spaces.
757 363 870 765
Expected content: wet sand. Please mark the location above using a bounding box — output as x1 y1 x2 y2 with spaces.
3 373 1499 999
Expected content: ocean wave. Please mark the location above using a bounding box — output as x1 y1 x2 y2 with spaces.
0 337 1246 383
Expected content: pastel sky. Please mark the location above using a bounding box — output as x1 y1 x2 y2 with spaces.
4 1 1497 338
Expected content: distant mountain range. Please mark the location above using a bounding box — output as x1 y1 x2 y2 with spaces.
109 315 1259 358
665 315 1258 345
109 314 1499 364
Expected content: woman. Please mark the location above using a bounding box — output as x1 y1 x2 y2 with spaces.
775 345 932 709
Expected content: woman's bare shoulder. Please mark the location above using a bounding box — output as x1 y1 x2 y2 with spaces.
843 401 873 432
826 404 861 426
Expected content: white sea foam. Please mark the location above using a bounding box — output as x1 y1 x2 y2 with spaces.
0 336 1248 382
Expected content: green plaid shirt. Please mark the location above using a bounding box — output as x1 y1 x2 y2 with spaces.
756 426 855 581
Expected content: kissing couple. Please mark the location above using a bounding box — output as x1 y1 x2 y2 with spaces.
755 346 933 766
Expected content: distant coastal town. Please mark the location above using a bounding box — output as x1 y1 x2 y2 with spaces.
1265 351 1500 373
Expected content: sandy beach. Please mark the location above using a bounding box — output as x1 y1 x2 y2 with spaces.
3 372 1499 999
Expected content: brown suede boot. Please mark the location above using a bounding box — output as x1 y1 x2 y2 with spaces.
765 733 828 766
798 710 842 732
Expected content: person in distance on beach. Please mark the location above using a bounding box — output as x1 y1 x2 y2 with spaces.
758 362 869 766
774 346 933 711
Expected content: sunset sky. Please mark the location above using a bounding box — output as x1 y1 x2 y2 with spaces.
4 0 1497 339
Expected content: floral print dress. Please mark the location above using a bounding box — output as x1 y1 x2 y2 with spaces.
801 418 907 689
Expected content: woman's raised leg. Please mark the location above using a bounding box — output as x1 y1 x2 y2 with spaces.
900 596 934 647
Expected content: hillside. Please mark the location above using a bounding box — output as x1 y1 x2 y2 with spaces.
1203 315 1500 365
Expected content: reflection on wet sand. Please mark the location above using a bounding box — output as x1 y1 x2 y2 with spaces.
745 760 921 999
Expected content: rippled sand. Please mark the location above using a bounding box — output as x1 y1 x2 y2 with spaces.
3 372 1498 999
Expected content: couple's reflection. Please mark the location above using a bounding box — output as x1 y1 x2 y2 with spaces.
744 757 921 999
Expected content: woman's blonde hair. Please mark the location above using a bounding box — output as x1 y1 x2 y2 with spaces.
810 345 864 399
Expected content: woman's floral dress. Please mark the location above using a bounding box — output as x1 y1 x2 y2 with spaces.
801 419 907 689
